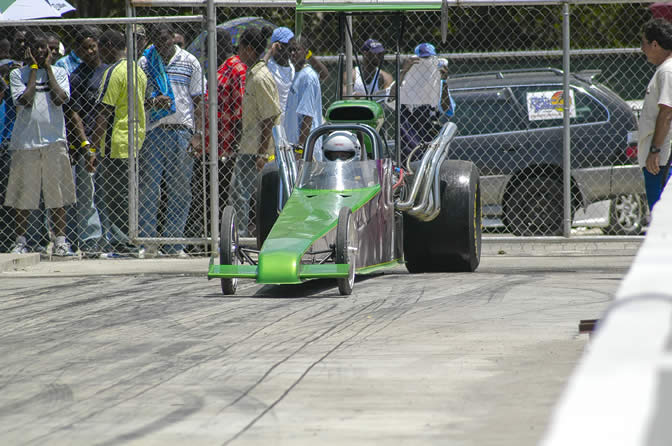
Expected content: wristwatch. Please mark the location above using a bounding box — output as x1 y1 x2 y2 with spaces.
650 145 662 154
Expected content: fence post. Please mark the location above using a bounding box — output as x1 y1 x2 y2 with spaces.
126 0 138 240
562 1 571 238
207 0 219 256
345 15 353 97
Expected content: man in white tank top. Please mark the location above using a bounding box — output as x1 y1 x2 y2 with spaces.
348 38 393 99
265 27 295 115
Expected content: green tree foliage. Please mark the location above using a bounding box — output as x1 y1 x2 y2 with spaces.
66 0 127 18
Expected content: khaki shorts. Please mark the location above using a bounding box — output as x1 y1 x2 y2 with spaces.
4 142 76 210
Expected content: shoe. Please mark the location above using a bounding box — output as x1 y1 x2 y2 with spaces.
10 242 29 254
134 247 146 259
99 252 121 259
53 242 75 257
176 249 189 259
143 245 160 259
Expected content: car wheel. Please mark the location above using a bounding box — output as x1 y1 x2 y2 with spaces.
255 162 279 249
605 193 645 235
220 206 238 295
404 160 482 273
335 207 357 296
504 176 563 236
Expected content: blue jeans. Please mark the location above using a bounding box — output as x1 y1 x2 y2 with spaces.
139 127 194 253
230 154 258 237
67 156 103 252
96 157 133 250
643 167 672 211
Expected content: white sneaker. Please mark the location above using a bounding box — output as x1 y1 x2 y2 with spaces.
176 249 189 259
10 242 29 254
53 242 75 257
143 245 160 258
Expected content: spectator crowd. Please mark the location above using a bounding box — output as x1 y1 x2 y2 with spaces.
0 21 446 258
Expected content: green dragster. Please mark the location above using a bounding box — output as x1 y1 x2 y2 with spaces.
208 101 481 296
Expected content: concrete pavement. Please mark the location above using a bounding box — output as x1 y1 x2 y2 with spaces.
0 254 632 446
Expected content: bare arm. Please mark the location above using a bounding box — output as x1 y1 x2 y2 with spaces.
379 70 394 90
16 68 38 106
308 56 329 82
256 116 277 171
92 104 113 152
68 110 87 146
190 95 204 151
298 114 313 147
44 53 68 106
646 104 672 175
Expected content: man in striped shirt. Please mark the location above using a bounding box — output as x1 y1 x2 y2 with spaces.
138 24 205 257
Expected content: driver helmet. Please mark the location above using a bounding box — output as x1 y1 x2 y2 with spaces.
322 131 361 162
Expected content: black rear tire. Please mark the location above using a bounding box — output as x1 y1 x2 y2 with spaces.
404 160 481 273
255 162 279 249
336 207 357 296
503 176 563 236
220 206 238 295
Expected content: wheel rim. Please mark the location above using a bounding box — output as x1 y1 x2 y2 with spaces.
229 218 239 289
346 216 357 289
613 194 641 233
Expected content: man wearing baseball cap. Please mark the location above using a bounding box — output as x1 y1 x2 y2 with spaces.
399 42 452 163
265 26 296 113
346 38 393 99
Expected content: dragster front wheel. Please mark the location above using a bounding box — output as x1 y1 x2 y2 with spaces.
220 206 239 295
336 207 357 296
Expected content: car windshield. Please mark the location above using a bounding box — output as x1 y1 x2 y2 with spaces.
296 160 381 190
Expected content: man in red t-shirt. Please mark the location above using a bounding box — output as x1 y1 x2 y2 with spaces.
187 30 247 252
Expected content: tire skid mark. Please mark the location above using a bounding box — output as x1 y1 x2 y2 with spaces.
214 301 381 420
21 298 326 444
349 284 426 344
2 278 228 340
221 306 385 446
92 394 204 446
0 280 161 335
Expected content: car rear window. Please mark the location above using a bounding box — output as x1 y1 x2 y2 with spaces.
450 88 527 136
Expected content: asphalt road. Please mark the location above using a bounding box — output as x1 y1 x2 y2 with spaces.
0 255 633 446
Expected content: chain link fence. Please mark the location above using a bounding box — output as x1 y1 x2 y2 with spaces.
0 11 208 258
0 2 661 259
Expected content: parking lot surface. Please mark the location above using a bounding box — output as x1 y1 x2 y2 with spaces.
0 254 633 445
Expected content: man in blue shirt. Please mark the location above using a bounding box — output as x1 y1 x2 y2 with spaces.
285 36 323 159
67 27 107 256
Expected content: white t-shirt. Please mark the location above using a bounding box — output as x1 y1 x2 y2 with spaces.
9 65 70 150
639 57 672 168
267 57 295 112
139 45 206 131
400 56 442 107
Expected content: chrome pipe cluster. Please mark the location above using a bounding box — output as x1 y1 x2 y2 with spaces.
395 122 457 222
272 125 299 212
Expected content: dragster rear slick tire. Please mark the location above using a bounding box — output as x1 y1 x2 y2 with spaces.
256 162 279 250
404 160 481 273
336 207 357 296
220 206 239 295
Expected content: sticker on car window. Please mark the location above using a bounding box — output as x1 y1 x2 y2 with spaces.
526 90 576 121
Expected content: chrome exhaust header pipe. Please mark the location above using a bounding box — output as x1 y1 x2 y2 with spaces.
395 122 457 221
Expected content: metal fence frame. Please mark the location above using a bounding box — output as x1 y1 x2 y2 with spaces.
1 0 657 257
